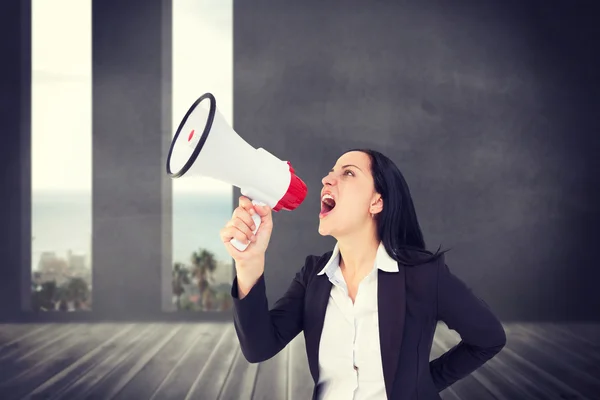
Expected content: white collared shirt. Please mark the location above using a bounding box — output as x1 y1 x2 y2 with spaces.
316 242 398 400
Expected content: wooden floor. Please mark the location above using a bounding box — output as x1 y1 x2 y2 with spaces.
0 322 598 400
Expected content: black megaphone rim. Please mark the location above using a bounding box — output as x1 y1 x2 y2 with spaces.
166 92 216 178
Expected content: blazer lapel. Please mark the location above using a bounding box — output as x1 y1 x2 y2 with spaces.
378 265 406 400
304 272 332 384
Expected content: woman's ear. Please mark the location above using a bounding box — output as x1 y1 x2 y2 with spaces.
370 195 383 215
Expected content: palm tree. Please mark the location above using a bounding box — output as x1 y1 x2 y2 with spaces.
32 279 57 311
172 262 191 310
190 249 217 309
65 277 90 310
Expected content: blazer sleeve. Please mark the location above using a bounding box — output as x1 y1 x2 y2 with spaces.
230 258 310 363
429 260 507 392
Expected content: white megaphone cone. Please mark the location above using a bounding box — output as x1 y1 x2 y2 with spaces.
166 93 308 251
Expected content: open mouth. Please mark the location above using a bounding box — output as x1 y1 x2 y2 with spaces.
320 194 336 217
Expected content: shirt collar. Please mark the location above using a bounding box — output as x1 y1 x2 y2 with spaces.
317 241 399 276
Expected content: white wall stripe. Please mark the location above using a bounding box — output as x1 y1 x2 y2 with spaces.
172 0 233 195
30 0 93 309
169 0 234 312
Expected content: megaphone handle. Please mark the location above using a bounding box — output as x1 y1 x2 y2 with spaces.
230 200 264 252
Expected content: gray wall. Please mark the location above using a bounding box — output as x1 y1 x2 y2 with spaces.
1 0 598 322
233 0 600 321
0 0 31 318
91 0 171 318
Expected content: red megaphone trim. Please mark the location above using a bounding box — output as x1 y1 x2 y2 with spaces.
273 161 308 212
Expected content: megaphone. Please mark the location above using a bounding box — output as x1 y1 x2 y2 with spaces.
166 93 308 252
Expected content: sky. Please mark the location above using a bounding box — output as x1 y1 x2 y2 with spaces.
31 0 233 194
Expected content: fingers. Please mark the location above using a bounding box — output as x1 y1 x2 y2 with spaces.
232 204 256 231
253 203 272 218
238 195 254 210
220 196 274 253
220 224 256 245
227 216 255 241
239 195 271 222
219 196 258 245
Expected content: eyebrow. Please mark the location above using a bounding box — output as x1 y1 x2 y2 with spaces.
331 164 362 172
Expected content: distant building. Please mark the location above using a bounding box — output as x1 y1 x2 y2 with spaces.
35 249 91 287
37 251 69 286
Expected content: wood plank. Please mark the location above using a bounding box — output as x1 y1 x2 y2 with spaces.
0 324 79 364
0 324 88 384
445 325 592 400
21 324 137 399
182 324 240 400
0 322 597 400
49 323 163 399
497 347 591 399
437 325 550 400
553 323 600 346
251 341 289 400
445 325 556 399
215 347 258 400
542 323 600 362
91 324 184 399
0 325 48 348
0 324 128 400
113 323 208 400
510 323 600 400
147 323 229 399
70 324 180 399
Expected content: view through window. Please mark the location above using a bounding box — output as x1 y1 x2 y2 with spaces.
30 0 93 312
170 0 234 312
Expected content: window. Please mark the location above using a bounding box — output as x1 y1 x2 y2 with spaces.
169 0 234 312
30 0 92 312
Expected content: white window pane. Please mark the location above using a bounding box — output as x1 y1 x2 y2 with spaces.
31 0 92 312
170 0 234 312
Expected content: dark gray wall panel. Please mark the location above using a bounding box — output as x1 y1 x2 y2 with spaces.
0 0 31 319
91 0 171 318
233 0 600 321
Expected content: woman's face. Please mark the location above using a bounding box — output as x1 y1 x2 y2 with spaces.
318 151 383 238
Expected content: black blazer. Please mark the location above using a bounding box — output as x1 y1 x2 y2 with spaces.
231 250 506 400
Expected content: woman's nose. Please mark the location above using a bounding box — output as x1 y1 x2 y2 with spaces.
321 173 336 186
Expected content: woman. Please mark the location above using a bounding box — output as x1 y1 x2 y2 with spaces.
220 149 506 400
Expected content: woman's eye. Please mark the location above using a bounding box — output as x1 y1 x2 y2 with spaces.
343 170 354 176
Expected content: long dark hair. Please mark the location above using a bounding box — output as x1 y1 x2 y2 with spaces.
346 148 450 266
